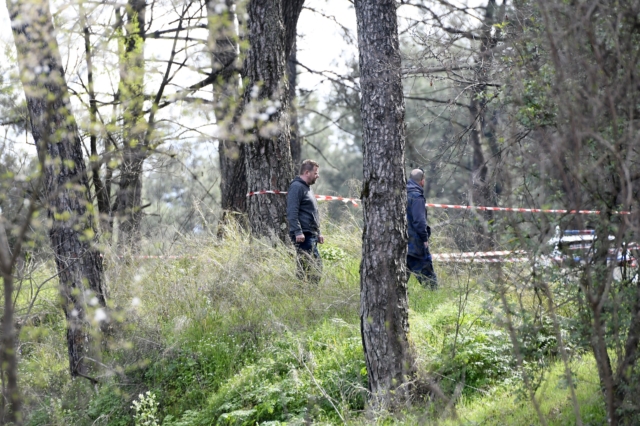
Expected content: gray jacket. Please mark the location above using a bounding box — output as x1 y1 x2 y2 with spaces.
287 177 320 237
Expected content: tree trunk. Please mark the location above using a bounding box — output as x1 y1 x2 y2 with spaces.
8 0 106 378
288 38 301 166
469 97 493 250
243 0 303 242
116 0 147 251
208 0 248 222
468 0 501 251
83 16 113 239
355 0 413 409
0 220 21 425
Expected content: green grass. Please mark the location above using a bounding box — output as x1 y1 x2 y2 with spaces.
442 355 605 425
15 221 607 425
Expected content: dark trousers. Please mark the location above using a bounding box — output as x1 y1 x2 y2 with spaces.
292 232 322 283
407 246 437 290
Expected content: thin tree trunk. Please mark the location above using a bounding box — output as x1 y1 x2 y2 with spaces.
83 15 113 239
355 0 413 409
116 0 147 251
208 0 247 222
469 98 493 250
468 0 500 251
243 0 303 242
0 220 21 425
8 0 106 379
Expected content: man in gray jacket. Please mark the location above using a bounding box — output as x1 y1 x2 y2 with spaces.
287 159 324 282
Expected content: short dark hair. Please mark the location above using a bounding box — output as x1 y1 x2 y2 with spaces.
300 159 319 175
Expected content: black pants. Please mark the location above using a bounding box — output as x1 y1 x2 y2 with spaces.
407 246 437 289
292 232 322 283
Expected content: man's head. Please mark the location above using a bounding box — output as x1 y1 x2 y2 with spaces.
409 169 425 187
300 159 320 185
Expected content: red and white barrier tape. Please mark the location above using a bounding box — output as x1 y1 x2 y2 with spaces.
246 190 360 206
246 190 287 196
568 244 640 251
102 252 636 266
102 255 196 259
246 190 631 215
432 250 527 260
426 203 631 215
434 257 529 264
435 255 636 266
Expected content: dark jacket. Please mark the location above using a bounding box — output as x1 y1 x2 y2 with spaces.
287 177 320 238
407 179 430 258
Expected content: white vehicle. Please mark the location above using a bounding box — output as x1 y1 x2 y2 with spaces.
545 226 637 272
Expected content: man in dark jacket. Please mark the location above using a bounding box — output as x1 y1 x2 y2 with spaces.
406 169 437 289
287 159 324 282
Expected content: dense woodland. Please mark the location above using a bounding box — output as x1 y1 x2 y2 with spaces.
1 0 640 424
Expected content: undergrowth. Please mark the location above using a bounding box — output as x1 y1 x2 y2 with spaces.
15 219 606 425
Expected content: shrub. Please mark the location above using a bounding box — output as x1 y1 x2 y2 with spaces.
435 328 515 394
132 392 160 426
161 321 367 425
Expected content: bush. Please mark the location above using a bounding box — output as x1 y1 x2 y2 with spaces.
435 328 515 394
189 321 366 425
132 392 160 426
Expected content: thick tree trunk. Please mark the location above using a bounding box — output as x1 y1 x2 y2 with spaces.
8 0 106 378
208 0 248 221
116 0 147 251
288 38 301 166
355 0 413 409
243 0 303 242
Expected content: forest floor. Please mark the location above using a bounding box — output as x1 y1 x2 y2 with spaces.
18 219 606 425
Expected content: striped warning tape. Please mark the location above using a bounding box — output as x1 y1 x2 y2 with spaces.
246 190 360 206
425 203 631 215
568 244 640 251
100 253 636 266
246 190 631 215
246 190 287 196
434 257 529 264
101 254 197 259
434 255 636 266
432 250 527 260
131 255 197 259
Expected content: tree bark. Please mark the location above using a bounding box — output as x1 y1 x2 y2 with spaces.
468 0 501 251
282 0 304 60
0 220 21 425
116 0 147 251
8 0 106 378
355 0 413 409
288 38 301 166
243 0 303 242
208 0 248 222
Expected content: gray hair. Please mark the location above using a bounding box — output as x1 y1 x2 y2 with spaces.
409 169 424 183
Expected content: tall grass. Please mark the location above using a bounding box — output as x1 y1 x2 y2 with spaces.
15 217 606 425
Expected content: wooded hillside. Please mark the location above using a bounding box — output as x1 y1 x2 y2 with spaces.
0 0 639 424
